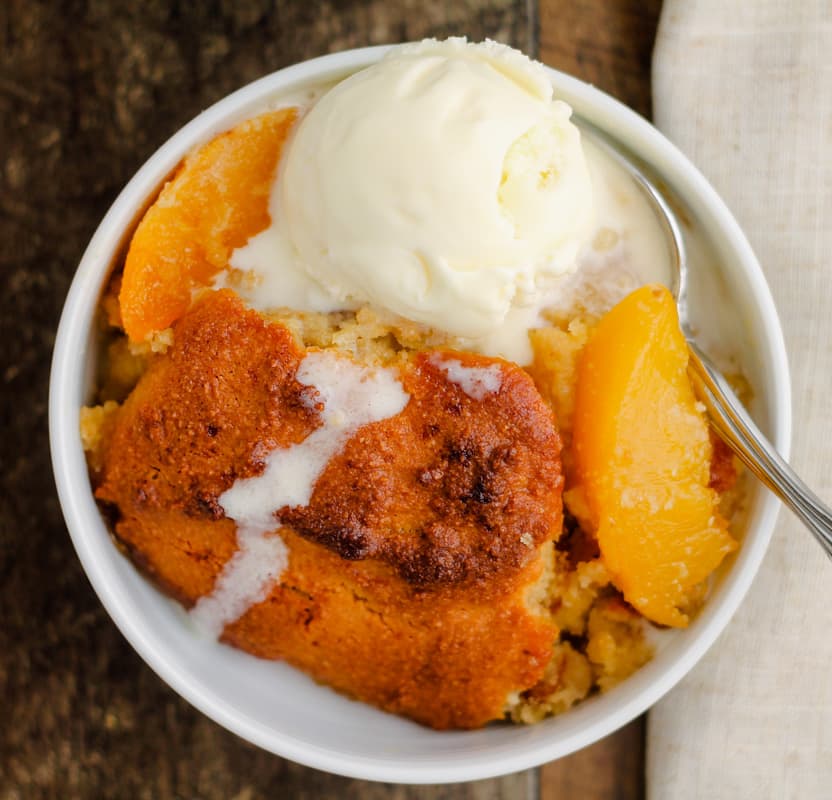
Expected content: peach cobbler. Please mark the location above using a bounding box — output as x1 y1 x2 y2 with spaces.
80 40 741 730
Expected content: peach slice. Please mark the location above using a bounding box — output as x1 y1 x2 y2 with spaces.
119 108 298 343
572 285 737 627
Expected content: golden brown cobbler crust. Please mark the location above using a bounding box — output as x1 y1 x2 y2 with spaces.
94 289 565 729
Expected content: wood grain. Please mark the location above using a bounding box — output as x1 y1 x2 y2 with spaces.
538 0 663 118
540 719 645 800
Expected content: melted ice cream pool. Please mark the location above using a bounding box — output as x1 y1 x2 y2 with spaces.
189 352 409 637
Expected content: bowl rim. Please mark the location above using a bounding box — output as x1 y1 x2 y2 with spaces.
49 44 792 784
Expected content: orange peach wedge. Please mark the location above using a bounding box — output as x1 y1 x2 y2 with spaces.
572 285 737 627
119 108 298 343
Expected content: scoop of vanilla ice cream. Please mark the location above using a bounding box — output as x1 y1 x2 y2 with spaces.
278 38 595 338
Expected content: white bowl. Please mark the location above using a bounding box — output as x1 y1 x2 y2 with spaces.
49 45 791 783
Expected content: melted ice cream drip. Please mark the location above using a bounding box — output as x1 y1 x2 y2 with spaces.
428 354 503 401
189 351 410 638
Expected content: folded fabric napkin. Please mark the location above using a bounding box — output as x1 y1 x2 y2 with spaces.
648 1 832 796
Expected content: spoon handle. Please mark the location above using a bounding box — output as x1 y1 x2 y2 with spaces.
686 341 832 558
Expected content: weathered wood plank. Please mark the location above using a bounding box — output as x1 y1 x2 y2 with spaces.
538 0 663 118
274 768 537 800
540 719 646 800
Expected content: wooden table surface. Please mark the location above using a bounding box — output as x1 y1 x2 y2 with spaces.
1 1 660 797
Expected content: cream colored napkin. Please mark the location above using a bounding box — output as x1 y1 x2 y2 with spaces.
648 1 832 796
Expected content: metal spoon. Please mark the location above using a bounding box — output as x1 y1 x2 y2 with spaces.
576 118 832 557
